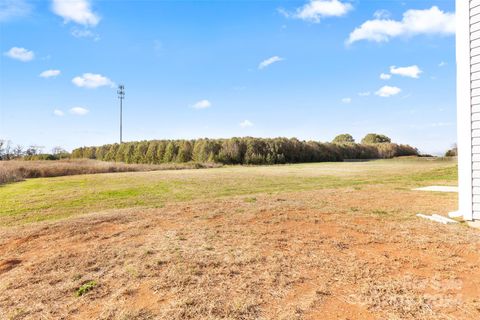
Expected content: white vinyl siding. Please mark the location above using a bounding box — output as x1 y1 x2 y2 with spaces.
472 0 480 219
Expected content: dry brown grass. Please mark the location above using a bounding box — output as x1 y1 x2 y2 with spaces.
0 159 221 185
1 185 479 320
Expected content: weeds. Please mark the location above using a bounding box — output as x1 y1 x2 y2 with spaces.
371 210 389 216
75 280 97 297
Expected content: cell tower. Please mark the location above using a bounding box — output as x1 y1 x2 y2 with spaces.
117 84 125 144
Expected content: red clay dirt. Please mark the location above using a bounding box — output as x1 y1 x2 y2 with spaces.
0 186 479 319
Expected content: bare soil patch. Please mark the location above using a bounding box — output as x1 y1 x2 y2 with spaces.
0 185 478 319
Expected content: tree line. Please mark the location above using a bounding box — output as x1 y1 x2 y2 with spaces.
0 140 69 161
70 134 419 165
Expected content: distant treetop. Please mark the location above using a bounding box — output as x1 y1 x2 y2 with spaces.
332 134 355 144
361 133 392 144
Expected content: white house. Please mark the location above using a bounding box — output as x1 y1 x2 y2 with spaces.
456 0 479 220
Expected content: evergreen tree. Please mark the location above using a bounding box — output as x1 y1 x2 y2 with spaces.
192 139 207 162
145 141 158 164
134 141 149 163
95 145 108 161
163 141 176 162
115 143 127 162
176 140 193 163
124 143 136 164
104 144 119 161
156 141 167 163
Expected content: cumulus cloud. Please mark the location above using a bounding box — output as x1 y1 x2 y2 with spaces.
438 61 447 67
373 9 391 20
0 0 31 22
70 107 89 115
375 86 401 98
281 0 353 23
390 65 422 78
347 6 455 45
40 69 61 78
53 109 65 116
4 47 34 61
52 0 100 26
258 56 284 69
358 91 371 97
240 120 254 128
192 99 212 109
72 73 114 88
341 97 352 104
380 73 391 80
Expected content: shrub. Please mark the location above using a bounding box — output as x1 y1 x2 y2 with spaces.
445 145 458 157
23 154 59 161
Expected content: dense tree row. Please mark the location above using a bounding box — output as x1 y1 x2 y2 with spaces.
71 136 418 165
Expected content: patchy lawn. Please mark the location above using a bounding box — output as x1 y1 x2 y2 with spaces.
1 158 478 319
0 158 456 226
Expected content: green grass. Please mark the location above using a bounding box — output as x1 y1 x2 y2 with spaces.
0 158 457 226
75 280 97 297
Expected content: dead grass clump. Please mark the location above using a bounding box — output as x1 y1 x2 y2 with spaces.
164 294 261 320
352 276 433 319
0 166 24 184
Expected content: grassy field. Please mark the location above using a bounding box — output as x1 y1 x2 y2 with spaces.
2 157 480 320
0 157 456 226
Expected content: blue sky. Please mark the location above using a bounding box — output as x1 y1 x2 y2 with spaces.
0 0 456 154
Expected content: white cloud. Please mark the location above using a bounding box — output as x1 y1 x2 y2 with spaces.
438 61 447 67
192 99 212 109
70 107 89 115
52 0 100 26
4 47 34 61
373 9 391 20
240 120 254 128
341 97 352 104
0 0 31 22
347 6 455 45
258 56 284 69
71 28 100 41
375 85 402 98
40 69 61 78
358 91 371 97
430 122 453 127
72 73 114 88
282 0 353 23
390 65 422 78
53 109 64 116
380 73 391 80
